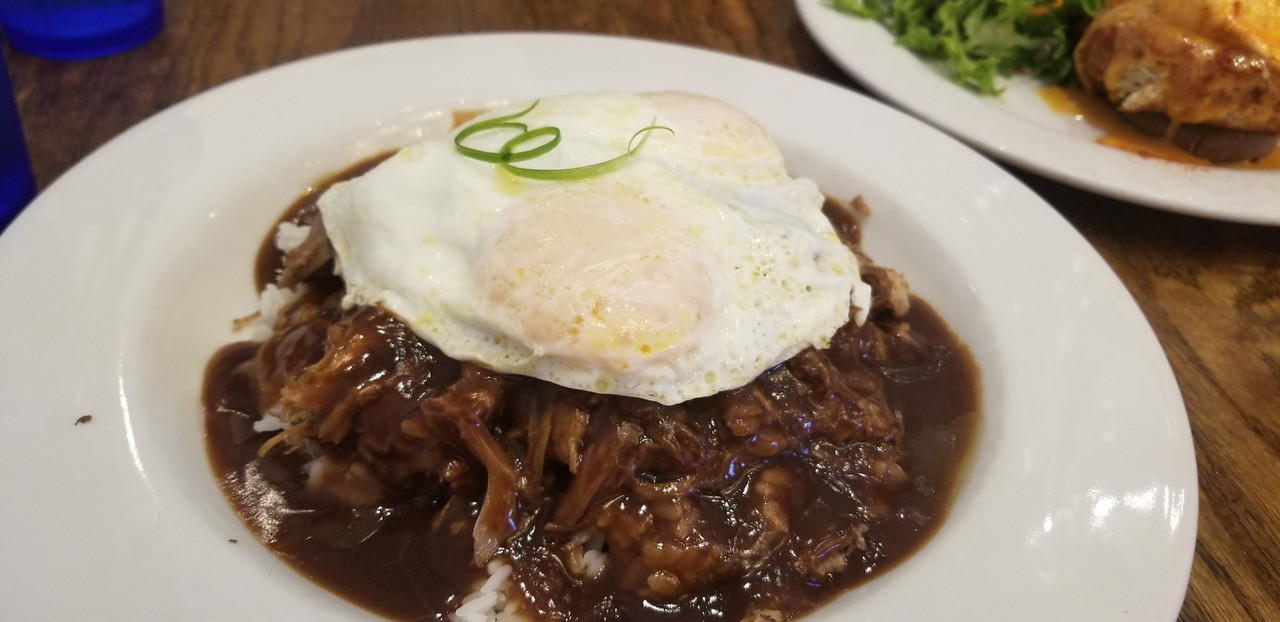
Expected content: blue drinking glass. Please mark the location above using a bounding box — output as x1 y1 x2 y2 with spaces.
0 52 35 234
0 0 164 60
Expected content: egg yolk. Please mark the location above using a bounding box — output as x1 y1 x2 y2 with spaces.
476 179 717 374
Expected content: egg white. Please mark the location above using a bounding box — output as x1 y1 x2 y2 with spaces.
319 91 871 404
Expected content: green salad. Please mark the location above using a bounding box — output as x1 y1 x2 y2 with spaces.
831 0 1105 95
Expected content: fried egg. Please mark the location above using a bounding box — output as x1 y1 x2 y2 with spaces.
318 91 871 405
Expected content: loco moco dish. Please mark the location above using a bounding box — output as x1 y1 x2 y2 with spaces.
203 92 980 621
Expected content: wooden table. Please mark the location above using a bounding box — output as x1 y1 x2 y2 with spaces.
6 1 1277 619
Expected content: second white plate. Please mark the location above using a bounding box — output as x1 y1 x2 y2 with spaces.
797 0 1280 225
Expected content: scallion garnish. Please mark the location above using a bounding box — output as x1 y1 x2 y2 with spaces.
454 100 672 180
454 101 561 163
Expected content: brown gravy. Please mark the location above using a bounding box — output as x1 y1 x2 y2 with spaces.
203 159 981 621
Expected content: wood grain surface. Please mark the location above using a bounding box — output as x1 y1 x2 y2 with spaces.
5 1 1278 620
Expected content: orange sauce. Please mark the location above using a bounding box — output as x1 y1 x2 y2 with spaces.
1038 85 1280 169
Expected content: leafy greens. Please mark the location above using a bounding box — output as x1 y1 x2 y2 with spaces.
831 0 1105 95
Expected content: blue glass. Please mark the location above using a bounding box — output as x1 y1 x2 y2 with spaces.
0 0 164 60
0 52 34 234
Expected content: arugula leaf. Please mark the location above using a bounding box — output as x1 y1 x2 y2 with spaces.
830 0 1103 95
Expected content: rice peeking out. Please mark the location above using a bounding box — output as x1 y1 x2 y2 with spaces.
450 561 520 622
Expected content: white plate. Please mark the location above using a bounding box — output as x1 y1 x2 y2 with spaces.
0 33 1194 620
796 0 1280 226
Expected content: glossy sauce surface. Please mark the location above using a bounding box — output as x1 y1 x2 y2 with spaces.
1038 85 1280 168
204 159 981 621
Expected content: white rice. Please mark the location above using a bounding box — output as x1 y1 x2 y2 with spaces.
235 223 316 340
582 548 606 580
238 283 305 341
251 412 287 433
565 529 607 580
274 221 311 254
450 560 528 622
443 529 610 621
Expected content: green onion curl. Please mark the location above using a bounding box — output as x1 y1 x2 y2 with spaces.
454 100 672 180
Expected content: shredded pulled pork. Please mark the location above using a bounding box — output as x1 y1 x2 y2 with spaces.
257 302 911 596
219 197 950 619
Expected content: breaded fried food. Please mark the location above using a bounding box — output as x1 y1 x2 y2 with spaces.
1074 0 1280 161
